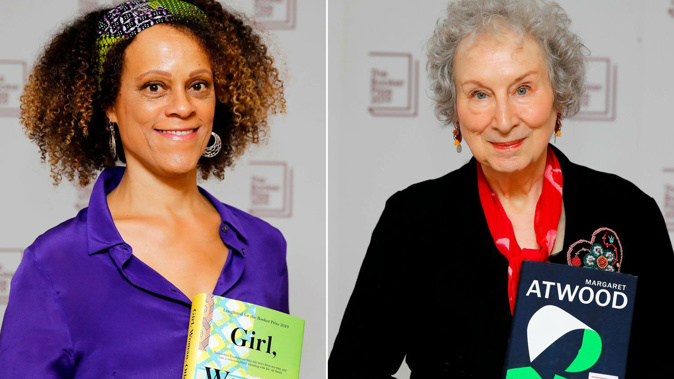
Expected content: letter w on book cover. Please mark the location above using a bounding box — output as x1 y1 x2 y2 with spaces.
183 294 305 379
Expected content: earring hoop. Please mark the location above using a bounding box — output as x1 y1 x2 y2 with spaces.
108 120 117 159
203 132 222 158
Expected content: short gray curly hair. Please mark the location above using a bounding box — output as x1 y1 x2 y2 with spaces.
426 0 588 126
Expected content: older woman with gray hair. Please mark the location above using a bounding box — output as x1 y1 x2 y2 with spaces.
329 0 674 377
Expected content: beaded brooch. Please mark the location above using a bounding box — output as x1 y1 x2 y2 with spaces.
566 227 623 272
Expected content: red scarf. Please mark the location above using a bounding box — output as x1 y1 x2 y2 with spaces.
477 147 563 314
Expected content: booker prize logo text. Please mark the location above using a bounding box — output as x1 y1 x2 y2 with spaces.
254 0 296 29
0 249 23 305
368 52 419 117
574 57 617 122
0 60 26 118
249 161 293 218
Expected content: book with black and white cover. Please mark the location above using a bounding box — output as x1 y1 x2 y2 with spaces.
503 261 637 379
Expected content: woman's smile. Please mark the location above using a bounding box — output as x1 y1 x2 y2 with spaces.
154 127 200 141
489 138 526 150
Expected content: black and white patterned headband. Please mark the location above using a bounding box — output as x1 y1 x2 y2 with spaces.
96 0 207 80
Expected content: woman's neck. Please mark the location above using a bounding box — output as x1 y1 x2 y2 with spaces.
106 164 209 220
481 155 547 210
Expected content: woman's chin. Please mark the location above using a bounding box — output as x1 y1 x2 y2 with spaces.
128 153 203 179
481 157 533 176
158 159 202 177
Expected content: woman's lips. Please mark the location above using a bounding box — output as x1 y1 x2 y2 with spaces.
490 138 525 150
154 127 199 141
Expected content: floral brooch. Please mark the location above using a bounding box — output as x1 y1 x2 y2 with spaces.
566 227 623 272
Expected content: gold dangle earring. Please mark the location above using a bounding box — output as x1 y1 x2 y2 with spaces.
555 113 562 139
453 121 462 153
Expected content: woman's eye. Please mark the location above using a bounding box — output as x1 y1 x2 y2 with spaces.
143 82 163 93
516 87 529 95
191 82 210 91
474 92 487 100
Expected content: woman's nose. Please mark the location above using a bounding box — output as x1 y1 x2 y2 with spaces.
166 89 196 118
494 98 517 132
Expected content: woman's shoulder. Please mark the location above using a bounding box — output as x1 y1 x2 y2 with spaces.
550 145 647 199
18 208 96 288
387 159 476 210
561 154 653 206
27 208 90 262
217 201 286 244
198 185 286 247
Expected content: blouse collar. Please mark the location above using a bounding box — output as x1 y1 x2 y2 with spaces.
85 166 248 255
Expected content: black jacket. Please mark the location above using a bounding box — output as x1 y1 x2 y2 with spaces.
329 145 674 378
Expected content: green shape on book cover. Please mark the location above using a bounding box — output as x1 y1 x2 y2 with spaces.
505 366 542 378
505 370 577 379
565 329 602 373
507 305 603 378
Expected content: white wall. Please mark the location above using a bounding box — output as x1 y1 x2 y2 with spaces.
328 1 674 377
0 0 325 377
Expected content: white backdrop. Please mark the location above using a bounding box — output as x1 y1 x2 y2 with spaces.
328 0 674 377
0 0 326 377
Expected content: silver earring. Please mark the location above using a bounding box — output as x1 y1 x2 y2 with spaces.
202 132 222 158
109 121 117 158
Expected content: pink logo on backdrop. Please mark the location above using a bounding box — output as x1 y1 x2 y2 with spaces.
368 52 419 117
0 60 27 118
249 161 293 218
0 248 23 305
574 57 617 122
669 0 674 17
253 0 297 30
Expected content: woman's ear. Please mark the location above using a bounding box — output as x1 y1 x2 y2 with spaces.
105 107 118 124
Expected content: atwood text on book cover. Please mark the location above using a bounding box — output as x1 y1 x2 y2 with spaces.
503 261 637 379
182 294 305 379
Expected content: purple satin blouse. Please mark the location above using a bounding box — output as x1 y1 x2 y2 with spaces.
0 166 289 378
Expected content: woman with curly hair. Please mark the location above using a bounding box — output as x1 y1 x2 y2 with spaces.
330 0 674 377
0 0 287 376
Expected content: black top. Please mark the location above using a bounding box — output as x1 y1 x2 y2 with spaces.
329 145 674 378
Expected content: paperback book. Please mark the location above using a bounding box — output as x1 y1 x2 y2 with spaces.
503 261 637 379
182 294 305 379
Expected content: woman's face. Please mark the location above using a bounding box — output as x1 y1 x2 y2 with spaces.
454 28 557 177
106 24 216 178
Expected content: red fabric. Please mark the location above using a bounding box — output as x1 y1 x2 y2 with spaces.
477 147 563 314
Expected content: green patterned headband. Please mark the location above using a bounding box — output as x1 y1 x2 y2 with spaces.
96 0 207 80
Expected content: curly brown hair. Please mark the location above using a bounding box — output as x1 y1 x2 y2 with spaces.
21 0 285 186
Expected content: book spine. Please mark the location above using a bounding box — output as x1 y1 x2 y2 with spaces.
182 293 207 379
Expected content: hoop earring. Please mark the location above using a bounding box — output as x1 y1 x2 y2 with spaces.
108 121 117 159
202 132 222 158
555 113 562 138
453 121 462 153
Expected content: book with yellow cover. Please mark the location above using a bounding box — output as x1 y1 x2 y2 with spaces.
182 294 305 379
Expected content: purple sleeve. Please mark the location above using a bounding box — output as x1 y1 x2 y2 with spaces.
279 234 290 314
0 248 75 378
